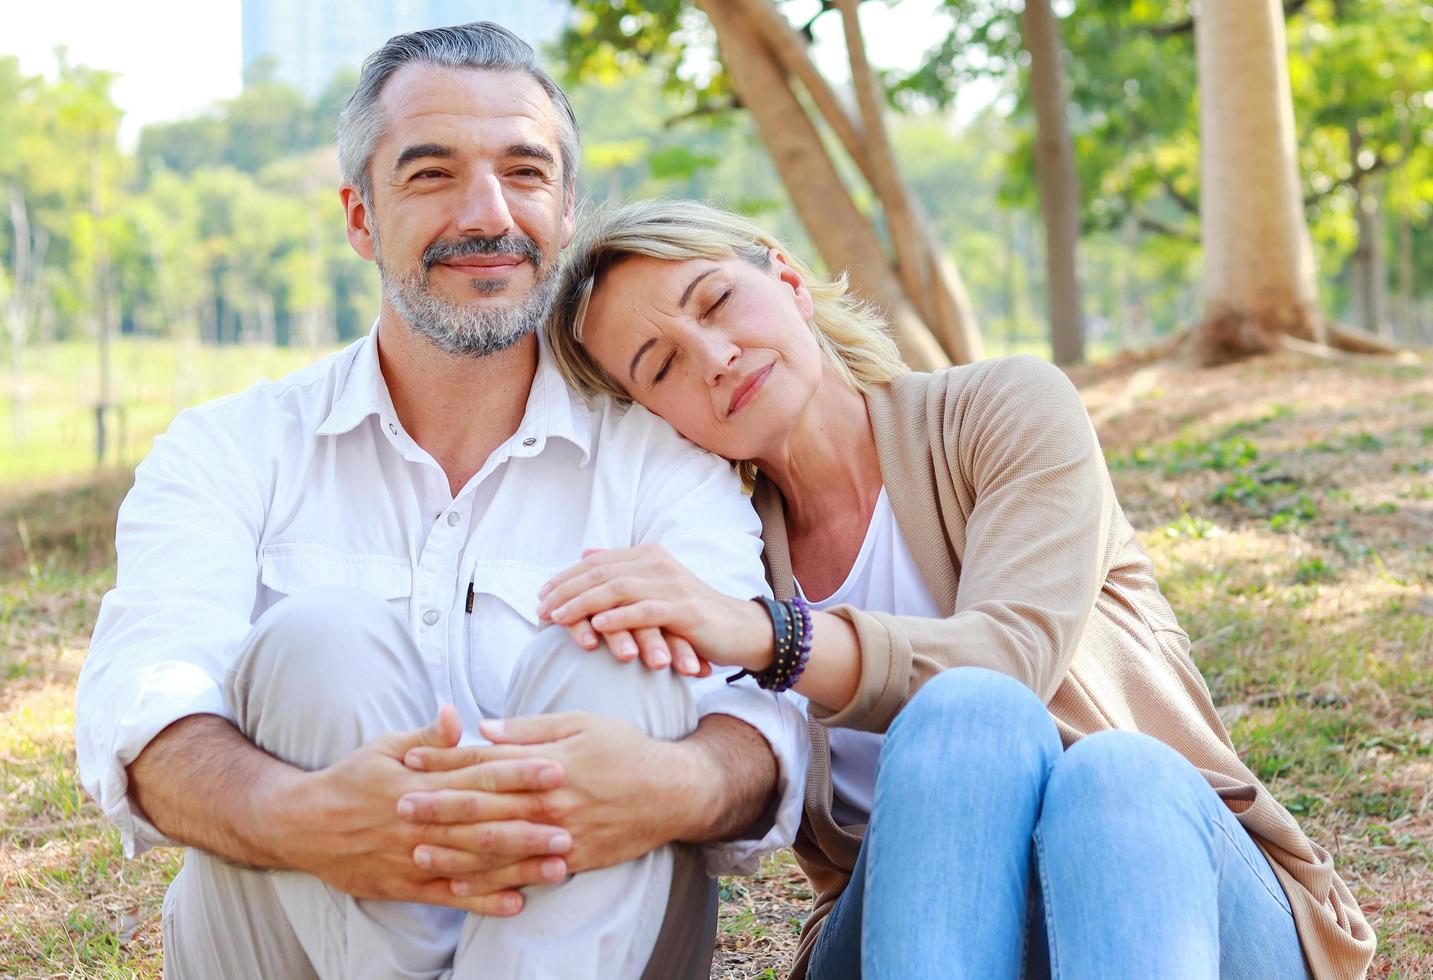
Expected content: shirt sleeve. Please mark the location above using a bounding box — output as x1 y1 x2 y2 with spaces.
75 404 268 858
628 407 810 876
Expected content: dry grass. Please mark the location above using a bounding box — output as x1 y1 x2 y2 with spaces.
1 351 1430 978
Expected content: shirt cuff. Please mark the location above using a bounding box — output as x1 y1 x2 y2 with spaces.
88 664 233 859
691 673 810 876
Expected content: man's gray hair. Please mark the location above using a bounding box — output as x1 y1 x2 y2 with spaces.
337 22 581 204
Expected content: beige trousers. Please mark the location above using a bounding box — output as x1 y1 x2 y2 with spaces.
160 587 716 980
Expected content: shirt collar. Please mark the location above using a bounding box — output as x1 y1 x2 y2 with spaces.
316 321 593 465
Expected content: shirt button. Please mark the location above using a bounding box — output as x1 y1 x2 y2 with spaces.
522 437 537 447
446 511 460 527
422 609 439 626
388 421 398 436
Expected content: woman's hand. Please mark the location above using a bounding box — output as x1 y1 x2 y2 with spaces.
537 545 774 675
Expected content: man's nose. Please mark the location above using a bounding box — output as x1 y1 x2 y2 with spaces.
455 172 515 239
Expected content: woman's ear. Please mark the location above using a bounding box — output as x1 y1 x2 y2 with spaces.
769 247 815 320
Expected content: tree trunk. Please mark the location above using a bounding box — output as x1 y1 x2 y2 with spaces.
836 0 982 364
1396 116 1415 344
695 0 947 370
1021 0 1086 366
1353 176 1388 338
4 185 45 446
733 0 869 176
1348 127 1390 339
1192 0 1324 364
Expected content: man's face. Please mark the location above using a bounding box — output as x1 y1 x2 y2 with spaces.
345 65 575 357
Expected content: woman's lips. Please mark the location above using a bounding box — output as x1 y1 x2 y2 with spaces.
728 363 774 417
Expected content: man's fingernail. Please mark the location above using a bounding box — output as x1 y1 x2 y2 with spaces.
541 857 566 881
502 894 521 913
548 831 571 853
397 799 415 819
414 847 431 869
405 751 424 769
652 649 670 667
451 880 470 896
620 641 637 656
538 765 562 788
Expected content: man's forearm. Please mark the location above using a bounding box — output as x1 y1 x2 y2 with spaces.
674 713 780 845
126 713 303 869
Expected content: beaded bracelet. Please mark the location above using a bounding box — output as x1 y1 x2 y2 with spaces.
727 595 814 693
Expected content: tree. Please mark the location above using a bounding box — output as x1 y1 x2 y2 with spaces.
1020 0 1085 365
562 0 983 368
1192 0 1321 362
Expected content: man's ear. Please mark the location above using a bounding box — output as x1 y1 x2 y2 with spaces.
558 188 577 250
769 247 815 320
342 186 376 262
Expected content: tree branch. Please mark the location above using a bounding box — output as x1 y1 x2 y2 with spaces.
1163 178 1200 216
1303 150 1399 206
663 96 742 127
1135 212 1200 242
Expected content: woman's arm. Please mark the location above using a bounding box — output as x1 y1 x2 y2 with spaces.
813 357 1116 732
537 545 864 710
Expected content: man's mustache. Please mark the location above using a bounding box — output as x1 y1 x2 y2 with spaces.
421 235 542 275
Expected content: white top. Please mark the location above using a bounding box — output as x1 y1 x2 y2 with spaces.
76 326 809 873
799 487 943 827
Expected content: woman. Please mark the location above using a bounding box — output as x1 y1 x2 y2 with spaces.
536 200 1373 980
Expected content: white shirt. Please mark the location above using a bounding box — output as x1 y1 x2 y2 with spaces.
799 487 942 827
76 327 808 873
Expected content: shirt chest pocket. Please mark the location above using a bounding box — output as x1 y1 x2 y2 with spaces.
259 543 413 620
465 560 559 711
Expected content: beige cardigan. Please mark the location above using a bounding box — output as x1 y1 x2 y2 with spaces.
753 357 1375 980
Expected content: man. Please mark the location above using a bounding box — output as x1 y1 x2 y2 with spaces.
75 23 807 980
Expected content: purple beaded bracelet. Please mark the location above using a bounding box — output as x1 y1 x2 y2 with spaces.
726 595 813 693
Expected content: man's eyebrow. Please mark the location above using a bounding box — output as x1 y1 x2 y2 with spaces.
629 337 658 384
393 143 455 171
507 143 556 166
679 268 717 308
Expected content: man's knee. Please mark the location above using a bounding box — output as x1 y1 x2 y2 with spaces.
228 587 435 766
506 625 697 741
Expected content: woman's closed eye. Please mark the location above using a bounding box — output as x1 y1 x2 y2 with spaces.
652 350 678 384
704 287 733 320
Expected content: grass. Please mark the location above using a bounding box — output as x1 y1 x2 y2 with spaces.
0 338 338 487
1 344 1430 978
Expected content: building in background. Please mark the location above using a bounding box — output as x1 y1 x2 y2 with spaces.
241 0 569 95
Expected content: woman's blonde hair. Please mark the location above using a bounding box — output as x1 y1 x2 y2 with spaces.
546 198 908 405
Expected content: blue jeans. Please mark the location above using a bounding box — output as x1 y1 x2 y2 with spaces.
805 668 1313 980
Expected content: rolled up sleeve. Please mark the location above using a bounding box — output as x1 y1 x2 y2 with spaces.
75 407 265 858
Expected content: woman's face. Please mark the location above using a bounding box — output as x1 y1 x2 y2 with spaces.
579 249 825 461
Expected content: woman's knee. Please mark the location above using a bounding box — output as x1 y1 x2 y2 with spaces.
1042 730 1208 821
881 667 1060 780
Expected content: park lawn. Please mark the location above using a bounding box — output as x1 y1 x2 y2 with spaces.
0 339 339 487
1 349 1430 979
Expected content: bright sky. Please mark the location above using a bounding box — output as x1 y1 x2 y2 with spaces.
7 0 246 146
5 0 976 148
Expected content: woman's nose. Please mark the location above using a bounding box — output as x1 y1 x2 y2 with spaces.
701 336 741 386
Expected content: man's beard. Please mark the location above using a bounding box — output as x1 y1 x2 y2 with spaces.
374 229 558 359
